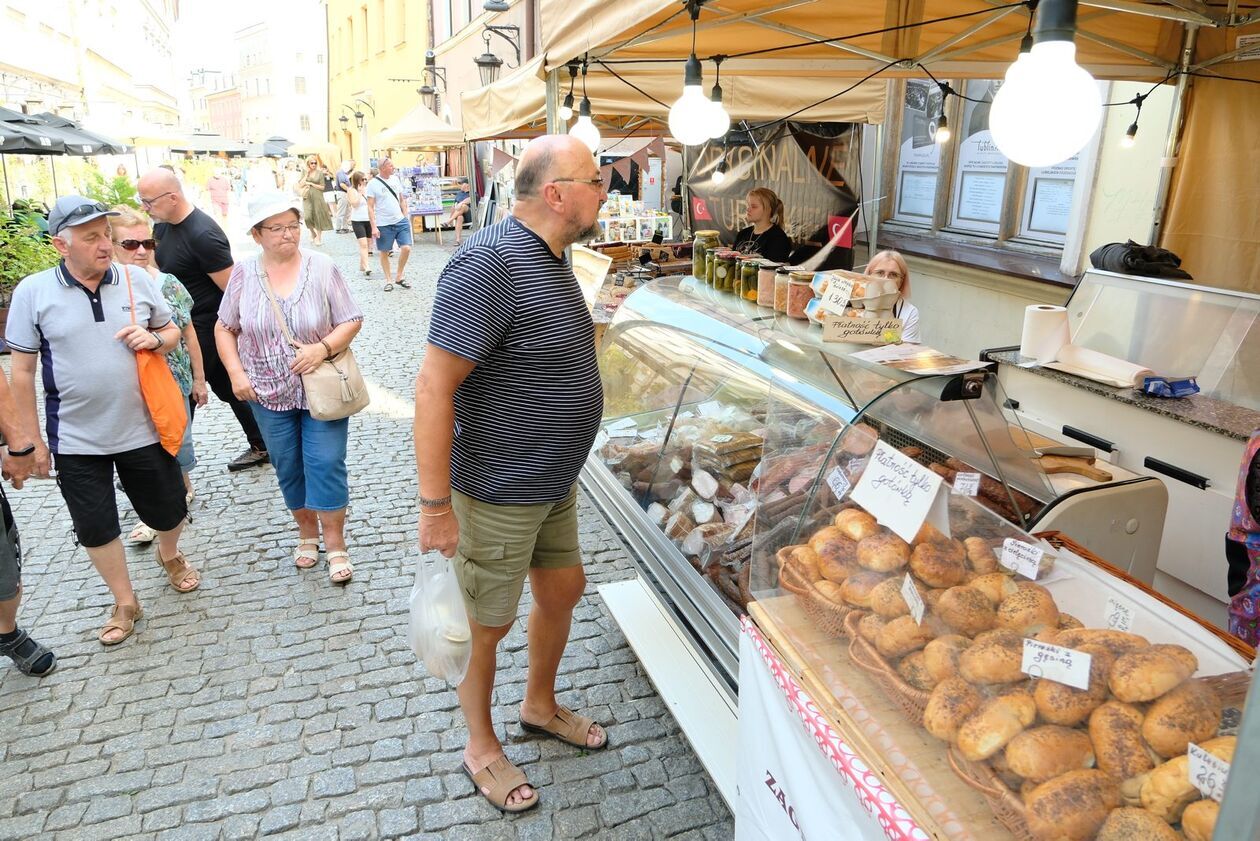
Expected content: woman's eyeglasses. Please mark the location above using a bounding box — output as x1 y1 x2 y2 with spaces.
117 238 157 251
260 223 302 235
869 269 903 280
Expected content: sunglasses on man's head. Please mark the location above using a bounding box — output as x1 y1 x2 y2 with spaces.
117 238 157 251
63 201 109 222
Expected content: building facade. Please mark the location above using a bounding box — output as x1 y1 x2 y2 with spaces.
430 0 535 128
236 13 329 145
207 88 244 141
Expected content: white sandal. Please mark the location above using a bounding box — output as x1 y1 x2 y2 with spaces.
294 538 320 570
127 523 157 544
328 550 353 585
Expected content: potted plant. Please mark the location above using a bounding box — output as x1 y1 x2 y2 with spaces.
0 210 60 351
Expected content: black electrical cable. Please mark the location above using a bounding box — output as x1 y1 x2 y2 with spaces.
594 60 671 109
742 59 903 131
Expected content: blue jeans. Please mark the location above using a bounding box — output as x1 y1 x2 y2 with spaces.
248 404 350 511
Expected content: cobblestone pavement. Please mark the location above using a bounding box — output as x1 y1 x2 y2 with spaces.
0 221 733 840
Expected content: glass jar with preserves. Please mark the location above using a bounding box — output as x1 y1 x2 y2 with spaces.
757 261 781 308
738 259 759 302
787 270 815 320
692 230 720 280
771 266 791 312
713 251 738 292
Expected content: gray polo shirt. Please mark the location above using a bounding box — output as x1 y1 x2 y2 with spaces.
6 262 173 456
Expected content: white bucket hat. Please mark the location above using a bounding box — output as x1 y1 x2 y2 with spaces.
245 192 302 233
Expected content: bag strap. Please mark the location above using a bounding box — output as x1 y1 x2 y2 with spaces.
256 262 299 349
120 263 137 327
374 175 399 202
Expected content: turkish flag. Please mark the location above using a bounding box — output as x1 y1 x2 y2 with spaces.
827 214 855 248
692 196 713 221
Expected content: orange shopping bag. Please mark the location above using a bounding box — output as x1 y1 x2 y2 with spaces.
122 264 187 457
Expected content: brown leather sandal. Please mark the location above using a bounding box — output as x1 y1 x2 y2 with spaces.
462 756 539 813
155 546 201 593
519 705 609 750
99 603 143 646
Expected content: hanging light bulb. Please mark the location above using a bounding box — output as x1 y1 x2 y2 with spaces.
1120 121 1138 148
669 55 713 146
569 97 601 153
712 153 728 184
558 63 577 121
707 58 731 140
989 0 1102 167
934 112 951 144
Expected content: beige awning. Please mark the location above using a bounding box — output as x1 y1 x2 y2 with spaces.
462 56 549 141
377 103 464 149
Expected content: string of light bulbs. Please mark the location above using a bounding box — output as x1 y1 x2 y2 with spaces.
567 58 602 153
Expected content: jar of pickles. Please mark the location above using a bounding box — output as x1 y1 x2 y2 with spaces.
712 251 738 292
787 270 815 320
738 259 759 302
692 230 720 280
774 266 792 312
757 261 781 308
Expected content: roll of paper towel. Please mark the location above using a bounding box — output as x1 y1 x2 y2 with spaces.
1051 345 1155 389
1019 305 1070 363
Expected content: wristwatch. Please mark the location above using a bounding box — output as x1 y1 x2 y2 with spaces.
7 444 35 457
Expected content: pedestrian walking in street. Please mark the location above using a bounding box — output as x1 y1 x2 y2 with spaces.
110 208 208 543
364 157 412 292
347 171 373 277
205 169 231 223
334 159 355 232
138 168 270 472
414 135 609 814
0 367 55 676
216 193 364 584
299 157 334 247
6 196 199 646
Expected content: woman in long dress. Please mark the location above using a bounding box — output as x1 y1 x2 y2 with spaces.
298 156 334 246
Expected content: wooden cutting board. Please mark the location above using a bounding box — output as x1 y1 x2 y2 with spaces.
1038 454 1113 482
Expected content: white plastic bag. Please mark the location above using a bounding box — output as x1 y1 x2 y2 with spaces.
408 553 472 684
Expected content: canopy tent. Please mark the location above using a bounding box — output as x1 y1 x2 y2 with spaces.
168 133 249 156
31 113 130 154
0 108 65 155
377 103 465 149
246 136 293 158
287 139 342 162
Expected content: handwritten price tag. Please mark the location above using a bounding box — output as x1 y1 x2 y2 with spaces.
952 472 981 497
711 434 734 444
902 574 926 625
1021 639 1093 690
1000 538 1044 579
850 441 943 543
1188 743 1231 802
825 467 851 501
1104 596 1135 632
818 274 855 317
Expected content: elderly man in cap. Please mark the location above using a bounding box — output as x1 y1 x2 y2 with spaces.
6 196 200 647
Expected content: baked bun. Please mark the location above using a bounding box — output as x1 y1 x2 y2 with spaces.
841 571 890 608
818 553 859 585
868 577 911 618
1088 701 1157 781
1025 770 1120 841
964 536 1000 573
995 583 1059 635
811 580 846 607
789 546 822 582
910 540 967 587
1057 612 1083 630
923 635 971 682
1142 679 1222 758
1004 725 1096 783
1181 799 1220 841
896 651 937 691
875 615 935 659
1095 807 1181 841
956 690 1037 761
959 629 1026 684
1033 642 1113 726
856 530 911 572
924 677 983 742
809 527 858 566
1139 736 1234 822
1109 645 1196 703
1053 628 1149 655
857 613 886 644
968 572 1019 605
936 586 997 636
914 521 950 546
834 508 880 541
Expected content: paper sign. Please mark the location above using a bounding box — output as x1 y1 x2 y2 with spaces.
1104 596 1135 632
902 574 925 625
818 274 855 317
1188 743 1231 802
605 417 637 432
1000 538 1044 579
924 484 952 539
850 441 944 543
825 467 851 501
699 400 723 417
711 434 734 444
822 316 904 345
1021 639 1092 690
952 472 981 496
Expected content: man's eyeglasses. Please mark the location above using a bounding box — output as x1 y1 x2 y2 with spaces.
259 223 302 235
552 177 604 187
139 192 175 207
117 238 157 251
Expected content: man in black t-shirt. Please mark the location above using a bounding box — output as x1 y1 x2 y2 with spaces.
139 169 269 471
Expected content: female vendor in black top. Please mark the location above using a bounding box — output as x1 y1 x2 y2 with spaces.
733 187 793 263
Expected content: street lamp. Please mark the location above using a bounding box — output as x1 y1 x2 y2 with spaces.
419 51 448 112
483 0 510 11
473 25 521 86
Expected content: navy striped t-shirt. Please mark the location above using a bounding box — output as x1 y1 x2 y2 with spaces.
427 216 604 505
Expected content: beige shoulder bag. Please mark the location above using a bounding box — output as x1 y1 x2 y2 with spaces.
258 265 369 421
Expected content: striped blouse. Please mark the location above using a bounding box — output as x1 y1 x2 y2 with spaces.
217 250 363 411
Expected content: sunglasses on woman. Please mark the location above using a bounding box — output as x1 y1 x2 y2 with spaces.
117 238 157 251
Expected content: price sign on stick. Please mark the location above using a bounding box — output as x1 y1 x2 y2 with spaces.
1104 596 1135 632
850 441 943 543
902 574 926 625
1021 639 1092 690
952 472 981 496
1187 743 1230 802
825 467 851 501
1000 538 1044 579
818 274 854 317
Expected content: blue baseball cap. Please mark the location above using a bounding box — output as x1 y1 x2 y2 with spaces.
47 195 120 237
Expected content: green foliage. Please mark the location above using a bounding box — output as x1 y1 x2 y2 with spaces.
0 213 59 304
84 170 140 209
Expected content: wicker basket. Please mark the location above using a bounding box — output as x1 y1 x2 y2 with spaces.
775 546 854 637
844 610 933 726
946 748 1037 841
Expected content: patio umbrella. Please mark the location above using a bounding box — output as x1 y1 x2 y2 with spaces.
0 107 65 155
23 112 121 155
32 113 130 154
169 133 249 156
246 136 293 158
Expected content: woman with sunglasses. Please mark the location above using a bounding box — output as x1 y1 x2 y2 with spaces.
865 249 921 344
298 157 334 246
110 208 208 543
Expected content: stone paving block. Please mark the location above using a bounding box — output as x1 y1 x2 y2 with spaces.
312 766 357 798
258 804 302 835
140 804 184 833
337 809 378 841
600 786 677 826
378 805 419 837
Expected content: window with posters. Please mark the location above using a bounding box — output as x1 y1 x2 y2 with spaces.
947 80 1009 235
893 80 943 224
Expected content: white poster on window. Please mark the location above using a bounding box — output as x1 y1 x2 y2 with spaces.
897 171 937 218
1021 155 1079 241
894 80 941 223
957 171 1005 224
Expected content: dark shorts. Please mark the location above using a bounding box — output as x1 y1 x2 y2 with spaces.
351 220 372 240
0 489 20 602
55 443 188 548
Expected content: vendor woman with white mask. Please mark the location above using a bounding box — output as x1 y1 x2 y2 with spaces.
865 249 920 344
